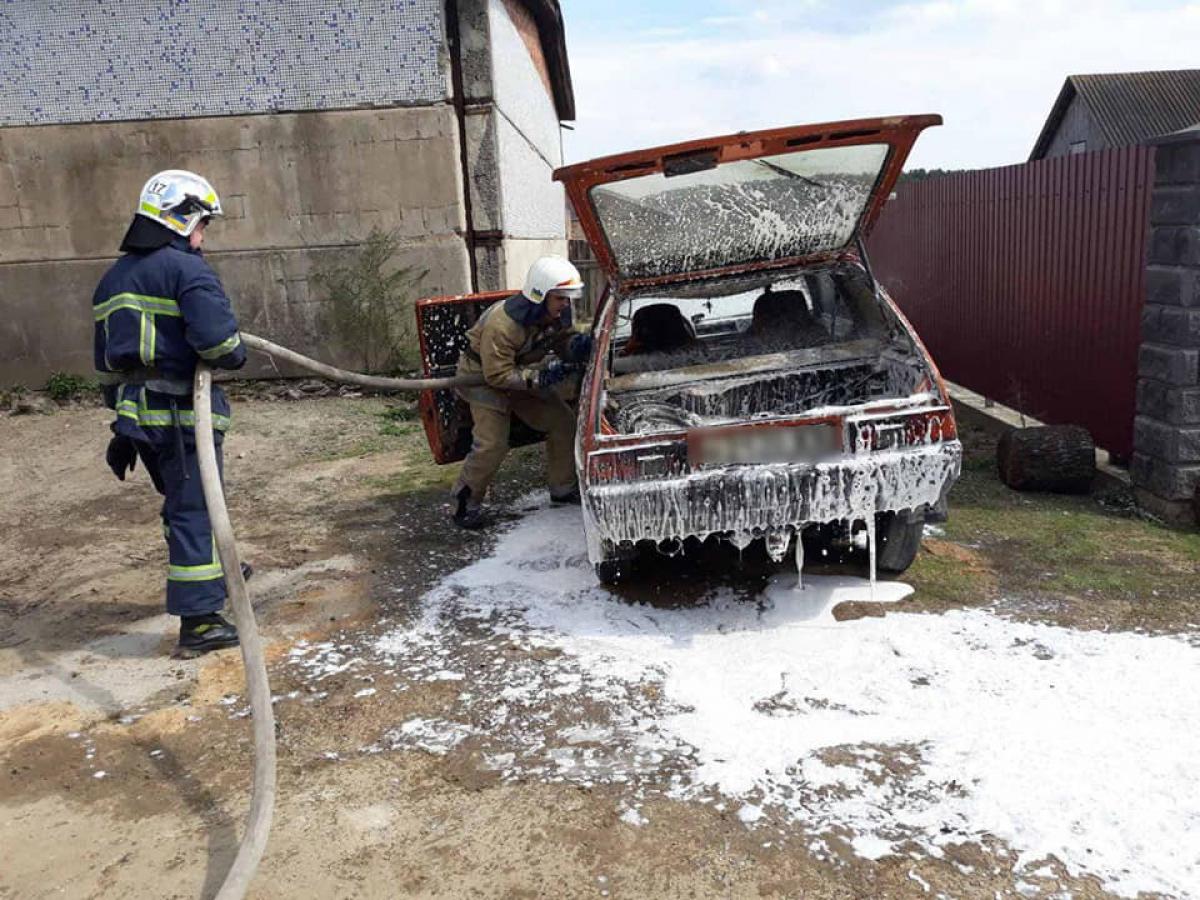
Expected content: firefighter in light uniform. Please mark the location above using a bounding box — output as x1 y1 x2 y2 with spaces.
95 170 248 656
452 257 592 528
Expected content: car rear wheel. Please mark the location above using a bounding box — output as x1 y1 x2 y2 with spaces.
875 510 924 574
594 559 627 585
594 542 640 585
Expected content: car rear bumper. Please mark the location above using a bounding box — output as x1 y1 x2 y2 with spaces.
582 441 962 559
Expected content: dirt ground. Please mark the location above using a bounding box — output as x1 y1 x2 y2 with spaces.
1 395 1197 900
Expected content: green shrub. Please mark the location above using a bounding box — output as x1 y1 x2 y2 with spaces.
377 403 419 437
311 229 428 374
45 372 99 402
379 403 418 422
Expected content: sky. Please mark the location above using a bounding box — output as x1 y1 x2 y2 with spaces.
558 0 1200 171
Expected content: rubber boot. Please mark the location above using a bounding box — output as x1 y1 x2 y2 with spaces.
175 613 239 658
453 486 488 529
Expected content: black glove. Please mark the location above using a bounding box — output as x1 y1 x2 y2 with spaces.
566 332 594 363
536 360 570 389
106 435 137 481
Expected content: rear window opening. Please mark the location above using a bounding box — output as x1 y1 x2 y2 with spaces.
587 142 891 281
602 264 936 436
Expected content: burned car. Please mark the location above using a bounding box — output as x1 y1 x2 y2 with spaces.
417 115 961 584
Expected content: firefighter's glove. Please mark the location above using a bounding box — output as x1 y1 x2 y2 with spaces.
536 360 570 389
566 333 594 363
106 435 138 481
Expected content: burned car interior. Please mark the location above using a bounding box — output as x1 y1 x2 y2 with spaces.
603 263 934 436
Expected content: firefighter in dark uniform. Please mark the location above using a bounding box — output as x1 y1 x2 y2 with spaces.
95 170 247 656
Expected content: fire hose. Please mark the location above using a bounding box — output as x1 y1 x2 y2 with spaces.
193 333 484 900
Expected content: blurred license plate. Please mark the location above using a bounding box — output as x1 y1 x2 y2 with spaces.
693 424 840 466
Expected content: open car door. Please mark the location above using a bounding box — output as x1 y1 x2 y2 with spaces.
414 290 551 464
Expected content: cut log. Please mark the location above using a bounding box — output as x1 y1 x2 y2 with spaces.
996 425 1095 494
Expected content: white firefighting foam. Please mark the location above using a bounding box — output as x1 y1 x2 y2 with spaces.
366 503 1200 898
592 173 876 281
584 443 960 574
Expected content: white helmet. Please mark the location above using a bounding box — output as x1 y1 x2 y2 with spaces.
136 169 223 237
522 256 584 304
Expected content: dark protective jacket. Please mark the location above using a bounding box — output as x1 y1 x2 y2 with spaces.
93 235 246 445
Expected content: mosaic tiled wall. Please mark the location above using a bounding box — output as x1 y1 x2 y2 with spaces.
0 0 447 126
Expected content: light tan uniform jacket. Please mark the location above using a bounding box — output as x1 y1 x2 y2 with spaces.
452 296 579 497
455 297 571 411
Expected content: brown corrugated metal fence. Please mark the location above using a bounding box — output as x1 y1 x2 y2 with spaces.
867 145 1154 458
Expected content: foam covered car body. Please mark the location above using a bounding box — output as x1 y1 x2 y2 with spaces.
415 115 962 583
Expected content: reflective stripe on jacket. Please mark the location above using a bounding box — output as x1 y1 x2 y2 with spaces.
93 235 245 443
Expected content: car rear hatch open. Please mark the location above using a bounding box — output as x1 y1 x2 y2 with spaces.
554 115 941 294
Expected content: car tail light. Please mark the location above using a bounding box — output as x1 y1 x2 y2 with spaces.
847 408 956 453
587 442 689 484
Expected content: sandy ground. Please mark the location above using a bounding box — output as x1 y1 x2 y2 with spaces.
1 397 1197 900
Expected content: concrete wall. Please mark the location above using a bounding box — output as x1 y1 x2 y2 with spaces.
498 237 573 292
489 0 568 249
0 0 448 126
0 0 569 384
457 0 567 292
0 105 471 383
1132 132 1200 525
491 0 563 176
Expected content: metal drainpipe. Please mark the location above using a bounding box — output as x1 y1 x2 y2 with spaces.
445 0 479 292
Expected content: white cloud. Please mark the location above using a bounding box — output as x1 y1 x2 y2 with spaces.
563 1 1200 170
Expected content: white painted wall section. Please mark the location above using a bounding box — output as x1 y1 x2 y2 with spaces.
487 0 563 164
495 112 567 239
485 0 566 243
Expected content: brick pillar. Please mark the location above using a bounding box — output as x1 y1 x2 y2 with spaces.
1133 128 1200 525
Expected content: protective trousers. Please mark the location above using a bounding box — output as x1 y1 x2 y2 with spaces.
136 440 227 617
459 394 576 499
